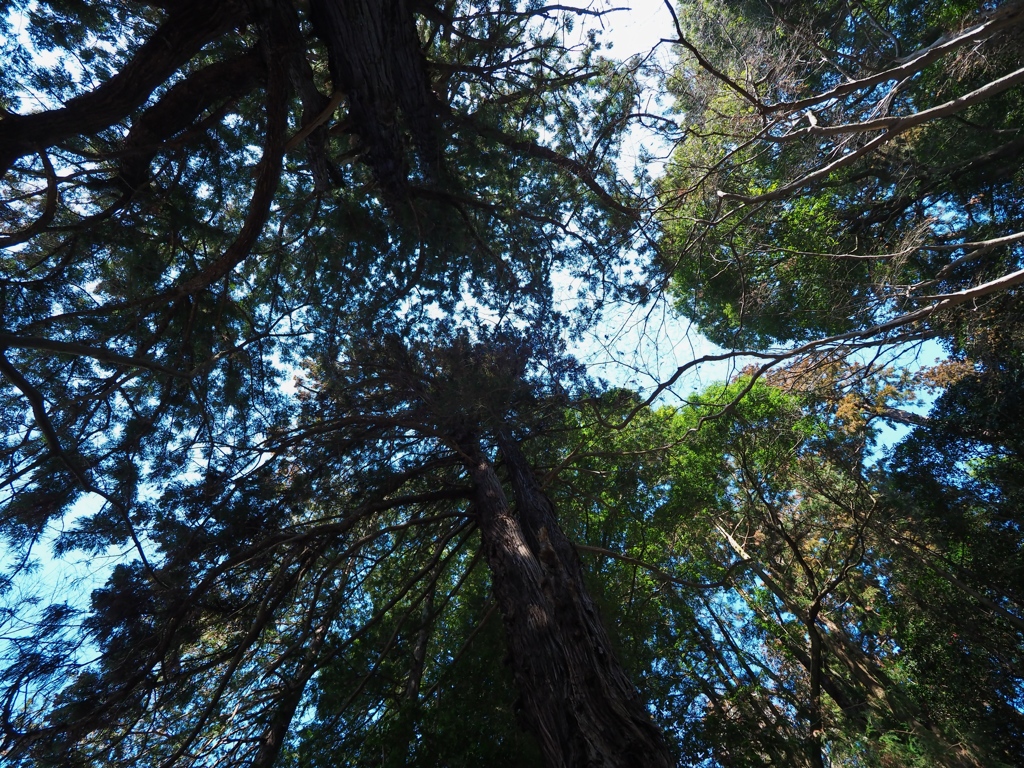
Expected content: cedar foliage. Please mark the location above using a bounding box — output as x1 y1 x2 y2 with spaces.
0 0 1022 766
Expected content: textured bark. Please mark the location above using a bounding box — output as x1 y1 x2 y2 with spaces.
459 434 673 768
308 0 442 194
274 0 344 191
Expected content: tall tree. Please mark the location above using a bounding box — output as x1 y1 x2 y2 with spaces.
2 0 1024 765
0 2 668 764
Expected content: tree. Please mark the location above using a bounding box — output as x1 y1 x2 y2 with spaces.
0 1 666 765
513 359 1022 767
658 0 1024 350
2 0 1024 766
649 0 1024 762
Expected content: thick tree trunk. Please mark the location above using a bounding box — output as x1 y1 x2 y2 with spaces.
307 0 442 195
458 434 673 768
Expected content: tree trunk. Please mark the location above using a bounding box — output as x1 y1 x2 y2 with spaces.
307 0 442 195
457 433 673 768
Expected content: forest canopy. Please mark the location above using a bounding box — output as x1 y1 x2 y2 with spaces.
0 0 1022 766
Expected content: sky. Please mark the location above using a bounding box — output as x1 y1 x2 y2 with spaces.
555 1 747 401
0 1 710 665
599 0 677 58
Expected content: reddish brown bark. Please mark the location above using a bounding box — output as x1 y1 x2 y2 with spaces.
307 0 442 194
458 434 673 768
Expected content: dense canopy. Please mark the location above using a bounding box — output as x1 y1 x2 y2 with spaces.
0 0 1022 766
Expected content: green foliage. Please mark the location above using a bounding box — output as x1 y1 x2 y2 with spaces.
519 366 1024 766
1 0 1022 766
659 0 1024 348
